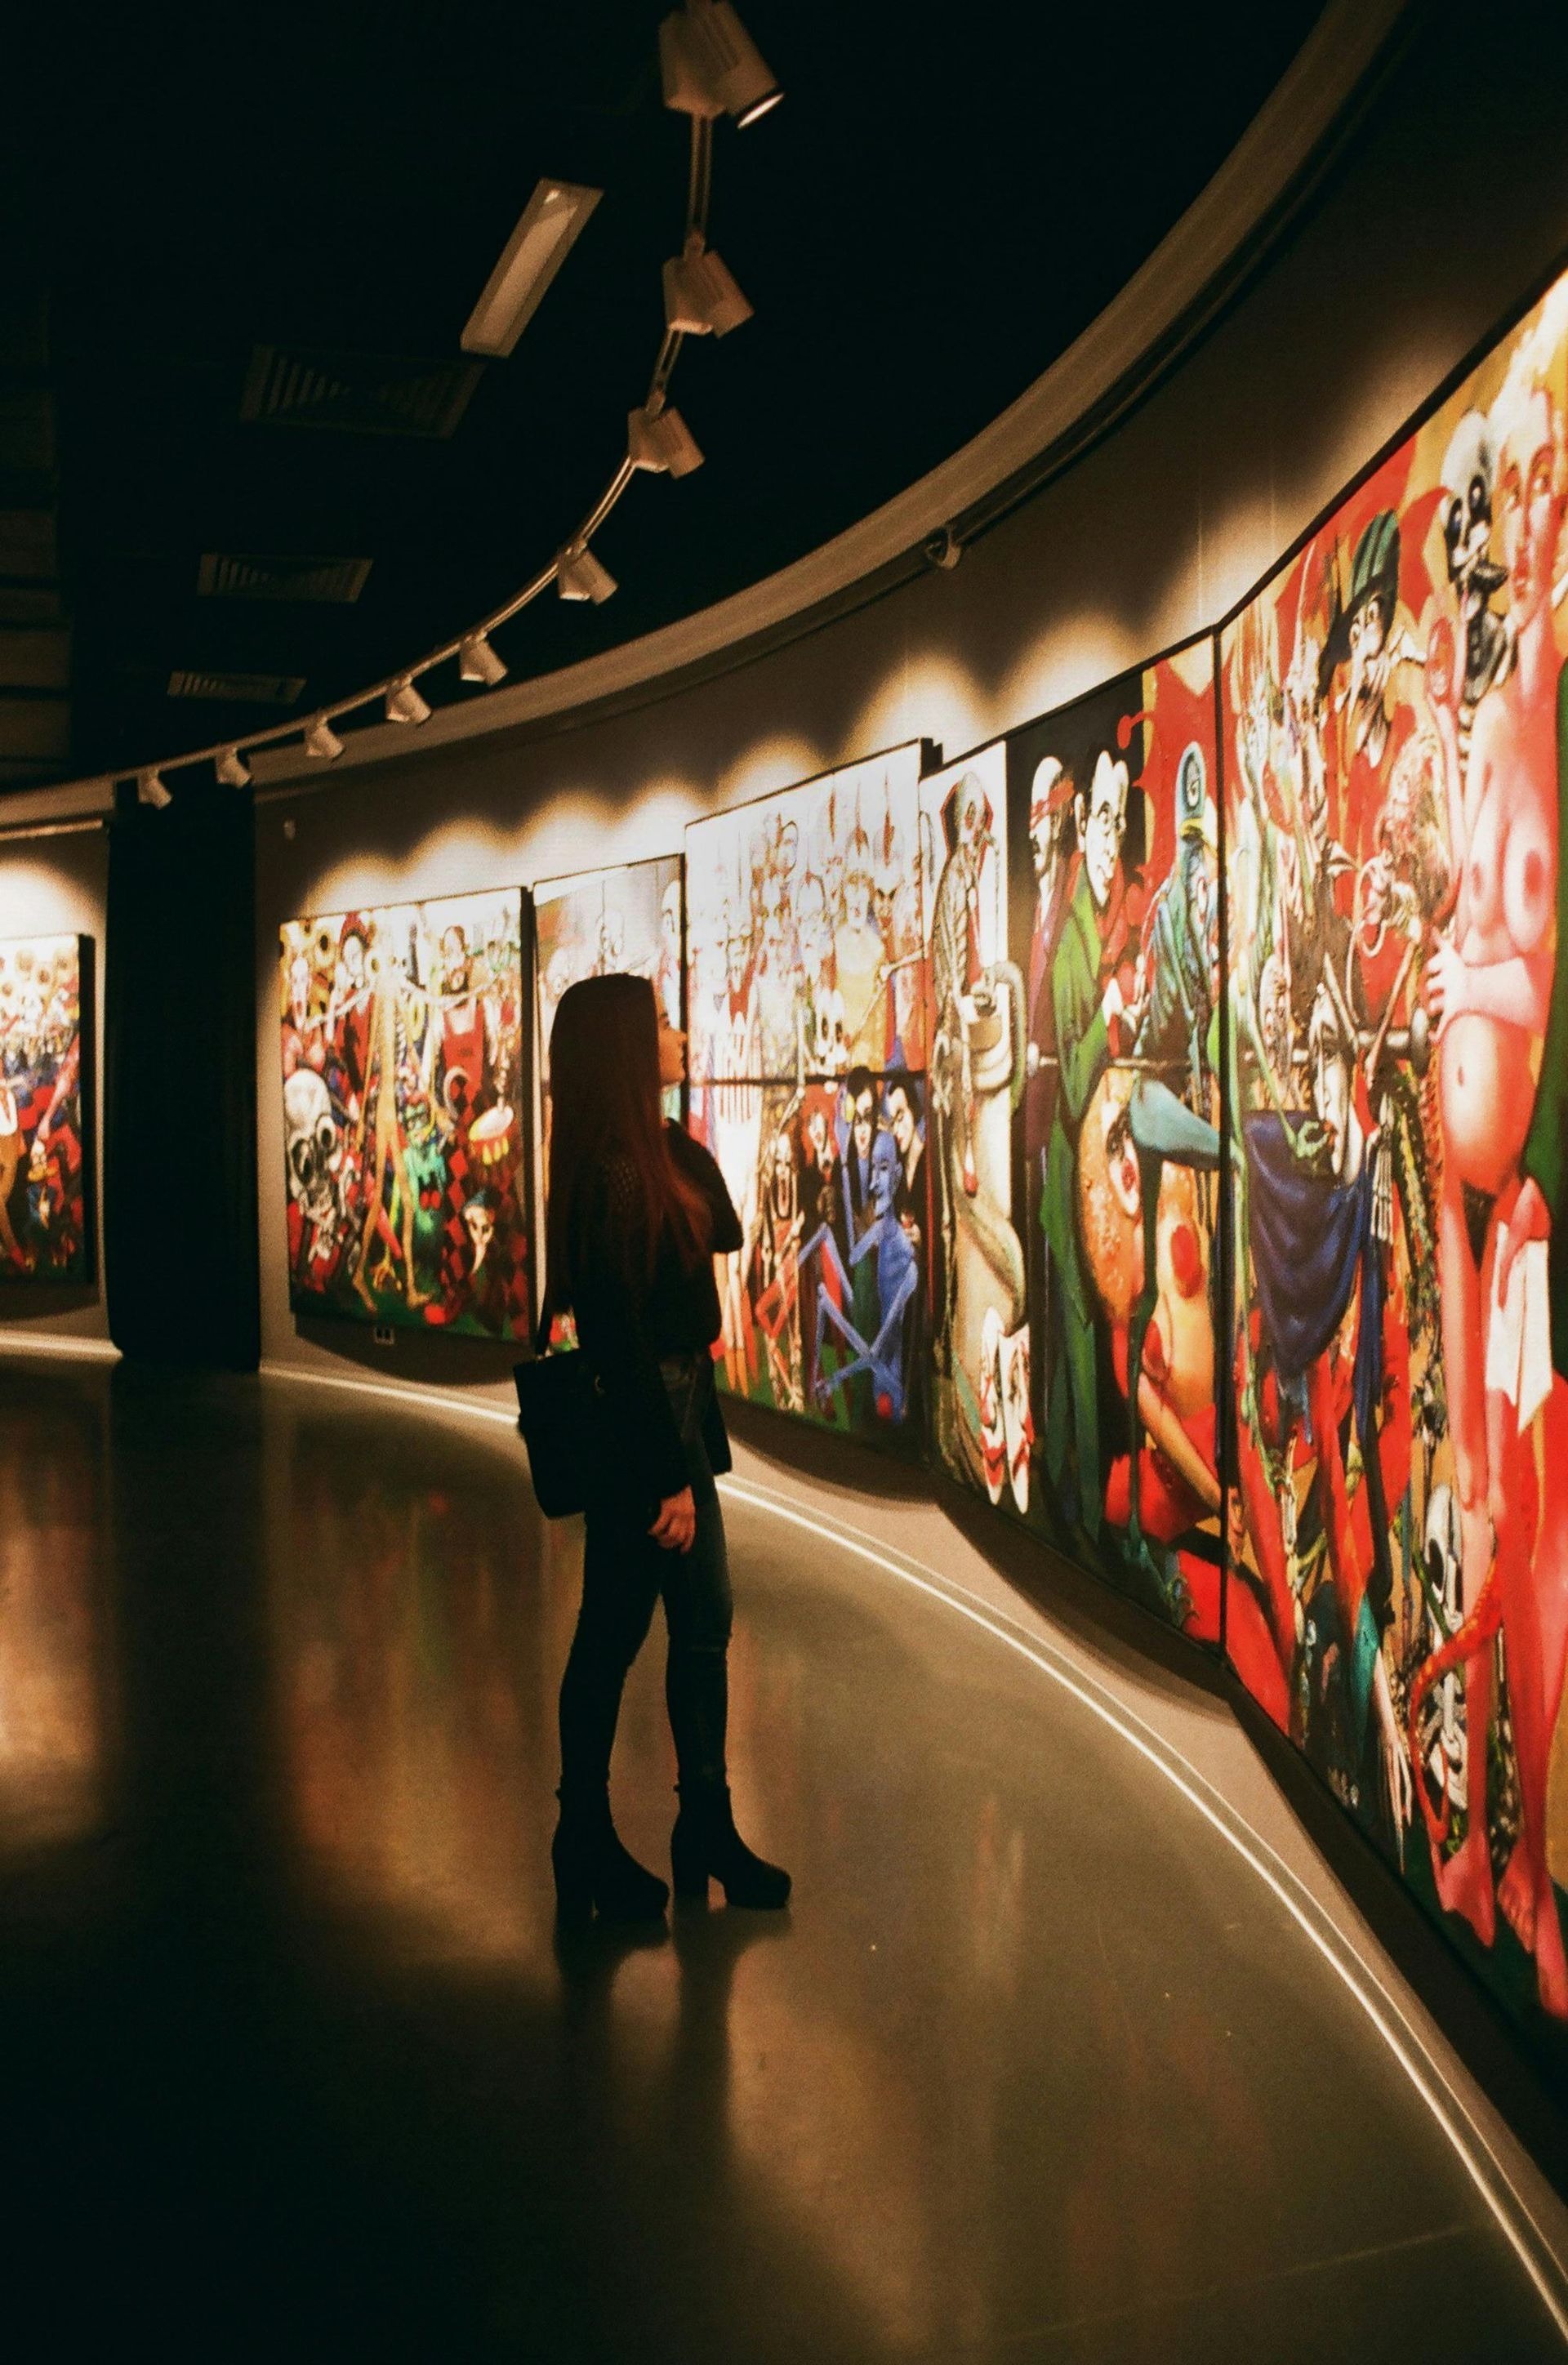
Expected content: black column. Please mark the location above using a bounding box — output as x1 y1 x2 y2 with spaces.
104 782 260 1368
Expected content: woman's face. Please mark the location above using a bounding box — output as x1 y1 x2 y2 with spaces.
657 1012 688 1088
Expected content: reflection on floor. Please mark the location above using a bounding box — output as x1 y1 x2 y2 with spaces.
0 1355 1561 2361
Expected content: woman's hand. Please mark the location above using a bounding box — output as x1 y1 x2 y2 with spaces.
649 1486 697 1554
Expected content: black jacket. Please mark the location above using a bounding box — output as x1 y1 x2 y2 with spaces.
568 1122 742 1505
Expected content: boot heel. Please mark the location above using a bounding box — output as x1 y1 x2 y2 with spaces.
670 1816 710 1901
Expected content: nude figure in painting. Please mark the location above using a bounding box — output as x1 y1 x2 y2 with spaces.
1420 376 1568 2017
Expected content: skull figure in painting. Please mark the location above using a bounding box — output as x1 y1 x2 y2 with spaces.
0 933 89 1284
1223 266 1568 2033
278 889 528 1337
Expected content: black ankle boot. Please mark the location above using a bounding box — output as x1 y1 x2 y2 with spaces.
552 1788 670 1925
670 1784 791 1908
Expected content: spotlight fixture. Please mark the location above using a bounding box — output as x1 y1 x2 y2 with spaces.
556 543 617 604
660 2 782 127
662 238 752 338
459 632 507 686
461 179 604 360
137 769 172 810
216 746 252 787
385 678 432 725
304 716 345 760
628 403 705 478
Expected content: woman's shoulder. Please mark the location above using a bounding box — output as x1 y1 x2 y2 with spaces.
666 1120 723 1186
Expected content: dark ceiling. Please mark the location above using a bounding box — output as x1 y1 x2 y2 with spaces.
2 0 1326 790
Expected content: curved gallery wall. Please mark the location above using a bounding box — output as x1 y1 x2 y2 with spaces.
0 1 1551 2099
252 241 1568 2101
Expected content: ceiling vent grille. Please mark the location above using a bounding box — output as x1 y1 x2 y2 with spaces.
238 345 482 438
167 667 305 705
197 552 372 603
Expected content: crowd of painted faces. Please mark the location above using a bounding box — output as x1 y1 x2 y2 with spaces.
0 938 85 1280
280 910 526 1333
1220 283 1568 2025
687 792 932 1432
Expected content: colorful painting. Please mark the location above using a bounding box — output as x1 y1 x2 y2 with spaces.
0 932 90 1285
1009 642 1224 1641
278 889 528 1337
685 746 929 1445
1222 265 1568 2047
533 854 684 1140
919 744 1033 1509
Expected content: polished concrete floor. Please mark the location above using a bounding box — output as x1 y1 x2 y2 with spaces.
0 1354 1563 2362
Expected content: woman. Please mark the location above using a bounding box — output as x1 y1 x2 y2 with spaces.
546 973 791 1923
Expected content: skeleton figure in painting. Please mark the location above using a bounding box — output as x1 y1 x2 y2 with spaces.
1412 367 1568 2018
929 770 994 1214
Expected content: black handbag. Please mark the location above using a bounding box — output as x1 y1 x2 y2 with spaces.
513 1308 603 1518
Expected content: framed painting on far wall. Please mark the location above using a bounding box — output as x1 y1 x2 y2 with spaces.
0 931 91 1286
278 887 529 1338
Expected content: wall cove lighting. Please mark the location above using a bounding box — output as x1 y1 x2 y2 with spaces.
461 180 604 360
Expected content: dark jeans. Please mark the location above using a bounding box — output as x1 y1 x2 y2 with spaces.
558 1355 733 1797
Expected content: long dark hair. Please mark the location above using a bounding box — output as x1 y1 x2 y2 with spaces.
546 973 708 1308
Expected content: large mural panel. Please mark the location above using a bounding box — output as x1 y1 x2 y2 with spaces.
1222 268 1568 2047
278 889 528 1338
0 931 90 1285
685 746 929 1448
1009 642 1224 1641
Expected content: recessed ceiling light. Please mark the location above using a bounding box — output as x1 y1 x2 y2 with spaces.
461 180 604 361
